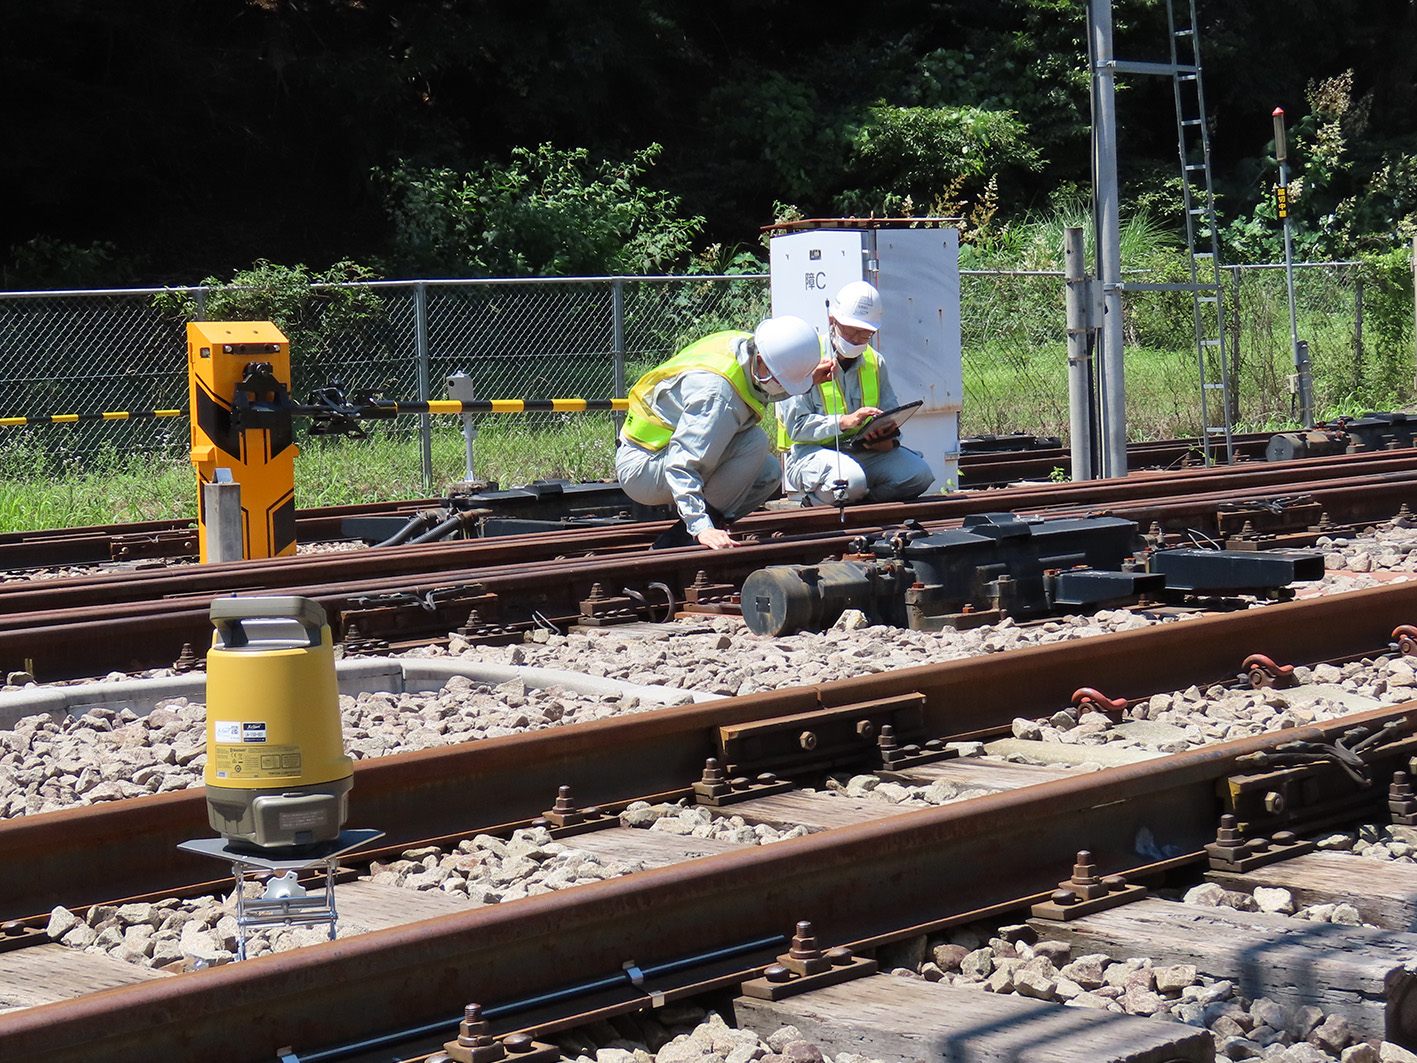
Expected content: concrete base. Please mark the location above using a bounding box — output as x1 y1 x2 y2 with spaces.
0 655 719 728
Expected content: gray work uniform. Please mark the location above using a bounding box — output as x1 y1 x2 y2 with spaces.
615 338 782 538
778 352 935 506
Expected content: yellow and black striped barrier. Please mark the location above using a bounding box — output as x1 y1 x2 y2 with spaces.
0 398 628 425
0 408 185 426
407 398 627 414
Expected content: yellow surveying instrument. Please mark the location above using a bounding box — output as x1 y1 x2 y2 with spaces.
187 321 298 561
203 596 353 851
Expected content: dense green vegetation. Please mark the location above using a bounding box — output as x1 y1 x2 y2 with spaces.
7 1 1417 286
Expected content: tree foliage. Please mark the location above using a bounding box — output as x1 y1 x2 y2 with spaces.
5 0 1417 285
377 143 703 277
154 259 384 359
838 104 1042 217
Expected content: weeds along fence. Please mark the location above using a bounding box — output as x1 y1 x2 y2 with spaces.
963 261 1413 440
0 261 1407 490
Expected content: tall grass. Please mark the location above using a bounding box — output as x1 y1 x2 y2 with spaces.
0 416 625 533
0 439 195 529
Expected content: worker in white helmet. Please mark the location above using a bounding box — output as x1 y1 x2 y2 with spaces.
618 315 831 549
776 280 935 507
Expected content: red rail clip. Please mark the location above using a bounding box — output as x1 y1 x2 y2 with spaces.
1242 653 1295 689
1070 687 1128 719
1393 625 1417 656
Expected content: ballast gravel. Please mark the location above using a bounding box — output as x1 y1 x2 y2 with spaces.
542 1008 890 1063
6 559 1415 819
14 518 1417 1059
897 905 1410 1063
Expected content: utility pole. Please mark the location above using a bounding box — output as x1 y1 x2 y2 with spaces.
1273 107 1313 427
1088 0 1127 478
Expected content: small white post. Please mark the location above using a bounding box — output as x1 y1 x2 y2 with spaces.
204 471 244 563
446 372 478 482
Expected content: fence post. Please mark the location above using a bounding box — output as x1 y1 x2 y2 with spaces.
1228 265 1242 428
611 278 627 430
1411 236 1417 393
415 281 433 494
1354 273 1364 394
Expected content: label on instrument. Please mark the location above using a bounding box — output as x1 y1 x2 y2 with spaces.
211 744 302 780
214 720 267 743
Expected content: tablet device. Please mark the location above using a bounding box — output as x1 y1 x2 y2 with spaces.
845 399 923 449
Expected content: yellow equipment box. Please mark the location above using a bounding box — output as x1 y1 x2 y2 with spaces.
187 321 298 560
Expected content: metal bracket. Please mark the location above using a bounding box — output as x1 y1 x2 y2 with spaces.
1240 653 1296 690
578 584 639 626
1030 850 1146 921
534 786 616 838
1393 625 1417 656
717 692 931 778
0 921 47 954
739 921 877 1001
1031 882 1147 921
1207 832 1314 873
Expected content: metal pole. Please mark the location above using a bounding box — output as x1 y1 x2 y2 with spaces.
611 278 627 430
1228 264 1243 428
414 282 433 492
1089 0 1127 477
1063 227 1094 481
1354 273 1364 394
1273 108 1313 427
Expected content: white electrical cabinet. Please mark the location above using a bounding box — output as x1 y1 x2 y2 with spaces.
768 223 962 492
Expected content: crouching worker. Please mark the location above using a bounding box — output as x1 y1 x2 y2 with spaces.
617 316 828 549
778 280 935 507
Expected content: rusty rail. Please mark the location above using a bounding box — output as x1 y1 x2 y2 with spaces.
3 697 1413 1063
4 454 1417 680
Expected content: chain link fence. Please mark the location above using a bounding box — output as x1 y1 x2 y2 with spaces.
0 261 1408 488
962 261 1413 439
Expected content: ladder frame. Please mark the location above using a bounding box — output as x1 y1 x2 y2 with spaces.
1113 0 1235 464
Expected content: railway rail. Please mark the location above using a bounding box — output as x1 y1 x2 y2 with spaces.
0 433 1278 571
3 449 1417 682
956 430 1274 486
4 582 1417 1062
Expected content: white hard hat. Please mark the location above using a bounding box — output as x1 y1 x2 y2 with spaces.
752 316 821 396
831 280 882 332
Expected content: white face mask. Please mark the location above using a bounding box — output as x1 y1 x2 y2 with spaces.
752 356 788 400
833 333 869 362
757 378 788 401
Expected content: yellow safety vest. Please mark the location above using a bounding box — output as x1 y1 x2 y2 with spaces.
776 343 881 449
621 331 766 451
